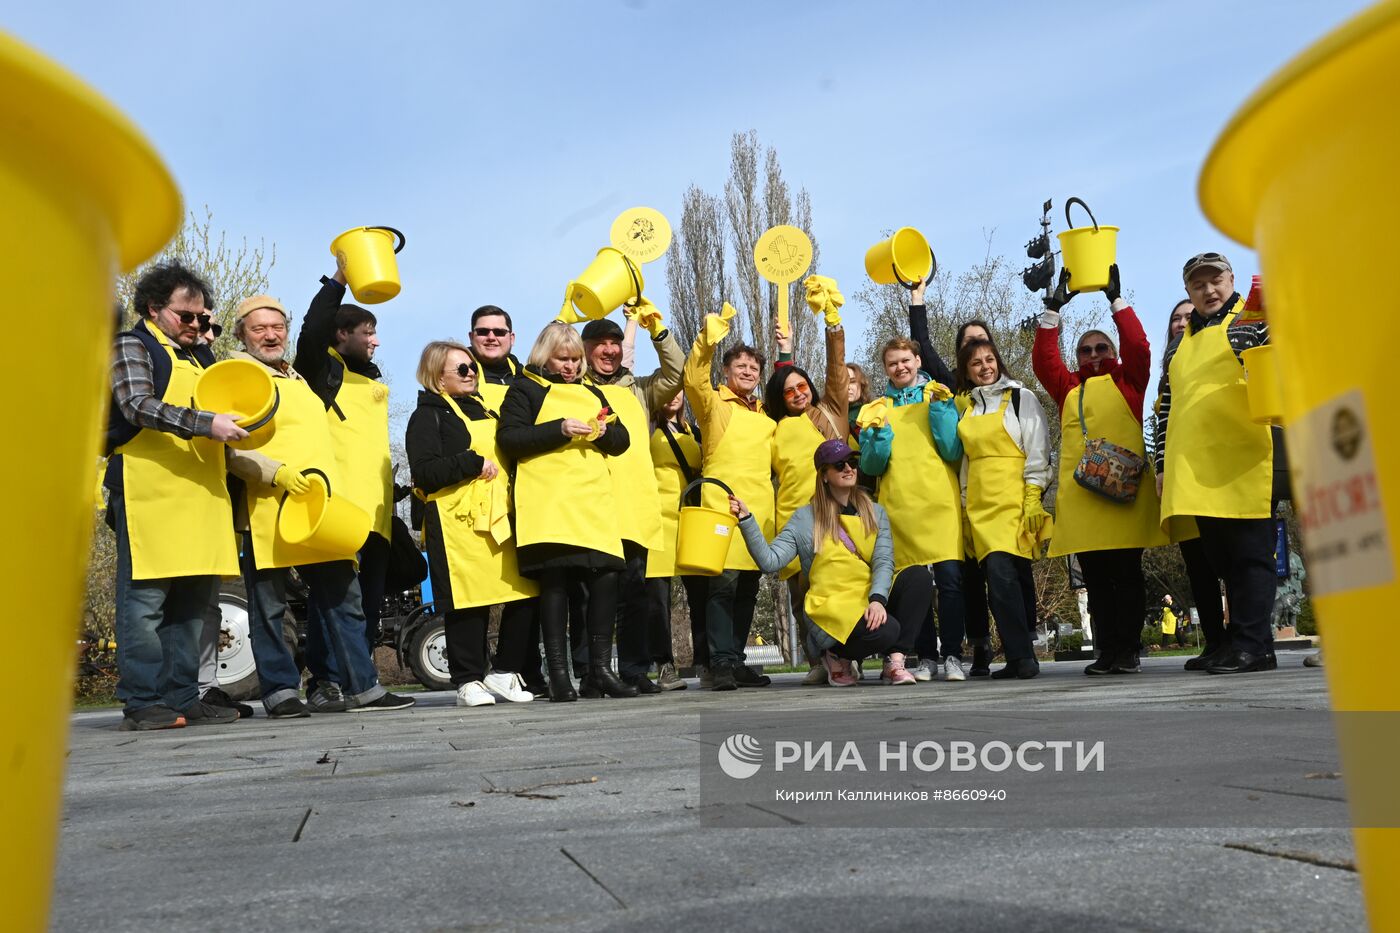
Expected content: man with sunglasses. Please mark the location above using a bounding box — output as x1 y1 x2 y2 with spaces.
468 306 525 397
104 261 249 731
579 304 685 694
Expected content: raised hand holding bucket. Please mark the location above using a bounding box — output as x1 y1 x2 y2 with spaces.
330 225 406 304
865 227 937 289
675 477 739 576
557 247 644 325
1056 198 1118 292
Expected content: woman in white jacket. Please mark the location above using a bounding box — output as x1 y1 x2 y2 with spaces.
951 338 1052 679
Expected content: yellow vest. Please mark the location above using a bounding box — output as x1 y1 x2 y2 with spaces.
805 514 876 644
1049 374 1168 557
324 348 393 543
646 422 701 578
116 321 238 579
421 394 537 608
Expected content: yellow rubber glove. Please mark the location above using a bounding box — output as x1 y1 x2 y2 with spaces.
274 465 312 496
1020 484 1050 539
854 397 891 432
703 302 737 345
803 274 845 326
630 297 665 337
925 381 953 403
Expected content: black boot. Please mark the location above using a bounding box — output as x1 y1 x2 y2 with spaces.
581 635 638 698
541 613 577 703
1184 642 1228 671
991 658 1039 680
969 640 992 677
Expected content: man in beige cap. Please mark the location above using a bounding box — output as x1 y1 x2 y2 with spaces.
223 295 415 716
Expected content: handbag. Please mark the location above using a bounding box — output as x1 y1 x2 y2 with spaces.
1072 378 1145 503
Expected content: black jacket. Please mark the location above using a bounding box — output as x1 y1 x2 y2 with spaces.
497 366 630 462
472 350 525 387
405 391 491 495
293 275 383 413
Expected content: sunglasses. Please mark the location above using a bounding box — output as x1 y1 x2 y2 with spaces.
451 362 478 378
474 327 510 338
170 308 212 328
783 381 812 401
826 457 859 472
1077 342 1112 356
201 321 223 339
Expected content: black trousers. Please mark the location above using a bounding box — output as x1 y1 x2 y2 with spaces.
442 598 534 685
706 569 762 668
615 542 654 677
541 567 620 672
1077 548 1145 661
643 575 709 670
491 598 536 675
828 566 932 660
1179 537 1226 649
961 555 993 643
981 552 1036 662
357 531 391 652
1196 516 1277 657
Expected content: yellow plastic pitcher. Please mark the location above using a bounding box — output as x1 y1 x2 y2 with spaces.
330 226 405 304
1055 198 1119 292
865 227 937 289
0 30 181 932
558 247 644 324
192 359 280 449
1241 346 1283 426
276 470 372 555
675 478 738 577
1199 2 1400 927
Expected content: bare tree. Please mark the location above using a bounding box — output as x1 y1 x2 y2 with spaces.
664 184 727 356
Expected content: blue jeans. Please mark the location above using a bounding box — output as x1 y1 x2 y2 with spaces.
239 534 305 711
297 559 386 705
915 560 968 662
112 493 211 713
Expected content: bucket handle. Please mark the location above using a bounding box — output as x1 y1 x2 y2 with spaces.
240 384 281 434
367 226 407 254
680 476 735 510
1064 198 1099 233
621 252 644 309
892 248 939 291
276 466 332 517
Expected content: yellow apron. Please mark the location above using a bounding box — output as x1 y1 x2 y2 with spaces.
958 390 1038 561
422 395 537 608
859 388 962 570
772 414 824 579
513 375 625 560
595 383 663 550
325 347 393 542
246 376 353 569
1160 304 1273 538
805 514 876 644
1161 607 1178 636
699 405 776 571
1050 375 1168 557
646 423 701 578
117 322 238 580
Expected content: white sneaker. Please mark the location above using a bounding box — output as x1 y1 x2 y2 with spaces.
456 681 497 707
853 658 866 680
483 671 534 703
912 658 937 682
943 657 967 682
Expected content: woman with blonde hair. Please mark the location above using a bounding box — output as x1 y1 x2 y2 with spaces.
498 323 636 700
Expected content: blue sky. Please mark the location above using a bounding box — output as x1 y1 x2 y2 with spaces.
7 0 1371 388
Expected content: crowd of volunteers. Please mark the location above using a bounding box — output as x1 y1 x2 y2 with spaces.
103 244 1299 731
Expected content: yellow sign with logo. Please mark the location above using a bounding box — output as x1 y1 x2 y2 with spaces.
610 207 672 264
753 224 813 336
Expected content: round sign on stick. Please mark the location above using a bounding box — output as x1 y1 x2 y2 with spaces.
611 207 672 264
753 225 813 335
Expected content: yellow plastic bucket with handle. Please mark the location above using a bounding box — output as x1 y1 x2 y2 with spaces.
1241 346 1283 425
329 225 405 304
277 469 372 556
1199 2 1400 927
558 247 643 324
675 478 738 576
192 359 280 449
864 227 936 289
1055 197 1118 292
0 30 181 932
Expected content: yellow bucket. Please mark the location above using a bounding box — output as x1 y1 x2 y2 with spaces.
675 478 738 577
1241 346 1283 426
277 470 372 555
192 359 280 450
864 227 936 288
559 247 643 323
329 226 405 305
1199 2 1400 927
1055 198 1119 292
0 31 180 932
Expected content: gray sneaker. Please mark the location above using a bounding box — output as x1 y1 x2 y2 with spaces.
307 683 348 713
182 700 239 726
697 665 714 689
657 662 687 691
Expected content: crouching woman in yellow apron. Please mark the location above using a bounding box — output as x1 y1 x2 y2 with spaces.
407 340 538 708
954 338 1053 680
728 439 935 687
498 323 637 701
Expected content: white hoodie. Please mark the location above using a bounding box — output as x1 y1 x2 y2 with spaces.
959 374 1052 500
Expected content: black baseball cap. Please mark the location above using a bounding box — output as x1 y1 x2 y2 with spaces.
580 318 624 342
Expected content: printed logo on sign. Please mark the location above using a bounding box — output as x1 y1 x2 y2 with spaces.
1331 407 1362 461
718 733 763 779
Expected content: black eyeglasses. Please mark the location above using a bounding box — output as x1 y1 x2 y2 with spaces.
827 457 859 472
169 308 211 328
201 321 223 339
452 362 478 378
474 327 510 338
1077 342 1112 356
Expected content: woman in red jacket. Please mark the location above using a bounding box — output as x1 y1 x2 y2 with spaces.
1032 266 1166 674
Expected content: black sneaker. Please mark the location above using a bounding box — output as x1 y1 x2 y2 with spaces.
182 700 240 726
347 692 417 712
1110 652 1141 674
731 665 771 688
1084 653 1115 675
268 697 311 719
710 665 738 691
969 645 992 677
204 687 255 719
306 683 348 713
119 705 186 731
